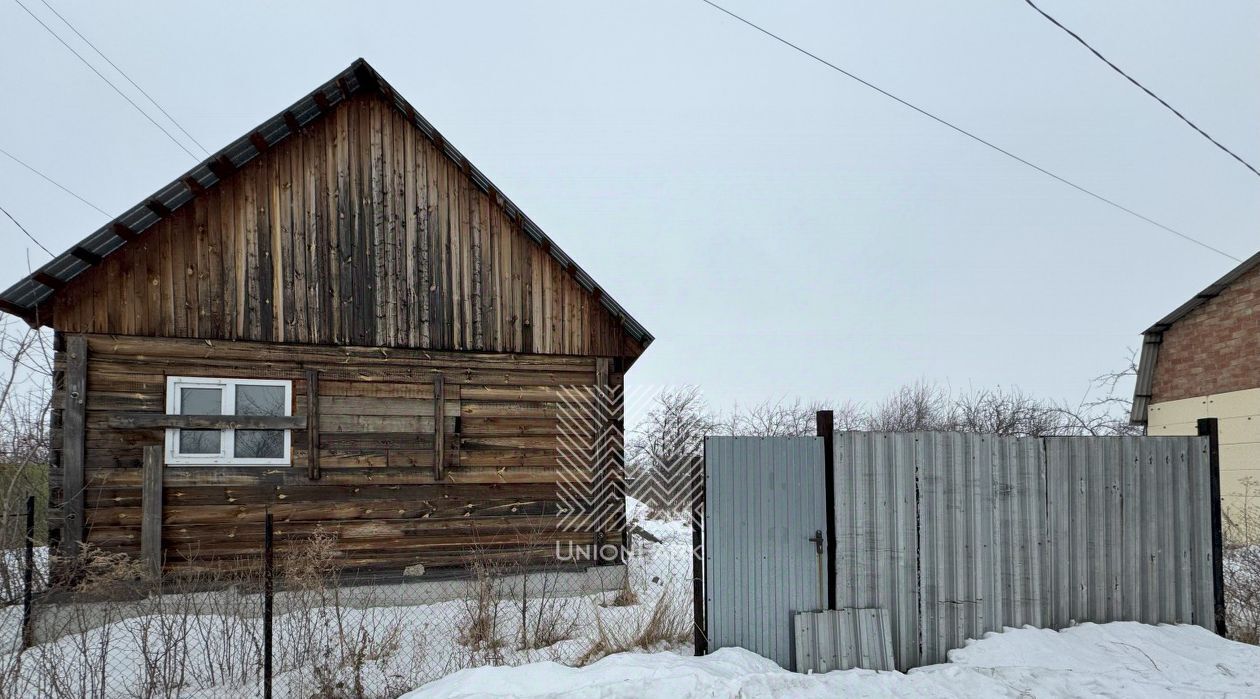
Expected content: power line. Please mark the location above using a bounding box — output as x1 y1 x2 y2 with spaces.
11 0 201 161
0 147 109 216
696 0 1242 263
1023 0 1260 180
0 204 53 257
36 0 211 156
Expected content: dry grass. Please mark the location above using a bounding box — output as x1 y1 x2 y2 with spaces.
603 570 639 608
579 585 690 665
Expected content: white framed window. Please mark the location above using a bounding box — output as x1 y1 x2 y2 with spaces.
165 377 293 465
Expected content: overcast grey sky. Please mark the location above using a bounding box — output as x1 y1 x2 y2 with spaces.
1 0 1256 411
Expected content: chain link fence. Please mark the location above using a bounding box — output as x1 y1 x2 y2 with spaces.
0 491 696 699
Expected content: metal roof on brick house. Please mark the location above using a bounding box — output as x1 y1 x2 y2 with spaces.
0 58 652 351
1130 250 1260 425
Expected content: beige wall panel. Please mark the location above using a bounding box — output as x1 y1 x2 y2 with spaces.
1147 396 1209 426
1218 415 1260 446
1206 387 1260 420
1150 391 1260 518
1221 444 1260 516
1220 468 1260 508
1221 442 1260 472
1148 421 1198 437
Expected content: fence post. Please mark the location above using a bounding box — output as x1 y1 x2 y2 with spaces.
263 510 274 699
62 335 88 558
1197 417 1227 636
816 410 836 610
21 495 34 650
692 438 707 656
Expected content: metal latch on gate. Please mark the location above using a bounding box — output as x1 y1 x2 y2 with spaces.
809 529 826 609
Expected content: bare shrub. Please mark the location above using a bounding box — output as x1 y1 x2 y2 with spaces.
274 528 412 699
1223 480 1259 645
125 594 192 699
279 526 344 672
180 562 265 690
501 521 579 652
457 556 506 660
311 622 404 699
27 546 149 698
626 386 715 516
515 563 578 651
865 381 958 432
0 322 51 602
702 353 1144 440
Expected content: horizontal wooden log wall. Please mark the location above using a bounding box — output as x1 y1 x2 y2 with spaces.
47 92 641 361
57 334 623 573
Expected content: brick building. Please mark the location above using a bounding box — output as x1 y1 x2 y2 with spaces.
1131 251 1260 514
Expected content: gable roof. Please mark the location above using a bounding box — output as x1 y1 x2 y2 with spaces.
1130 250 1260 424
0 58 652 351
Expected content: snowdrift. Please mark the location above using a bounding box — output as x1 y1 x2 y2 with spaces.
404 622 1259 698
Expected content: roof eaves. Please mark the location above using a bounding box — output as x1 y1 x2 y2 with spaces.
1129 250 1260 424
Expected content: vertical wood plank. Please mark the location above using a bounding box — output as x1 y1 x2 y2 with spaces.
451 387 462 473
141 445 163 578
471 192 484 350
330 101 346 344
190 198 207 336
594 358 620 564
36 94 648 362
433 374 446 480
307 370 321 480
62 335 87 557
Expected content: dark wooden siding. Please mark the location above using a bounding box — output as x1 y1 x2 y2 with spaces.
58 334 623 572
48 93 642 361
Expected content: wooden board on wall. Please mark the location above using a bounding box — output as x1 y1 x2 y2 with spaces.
65 334 621 573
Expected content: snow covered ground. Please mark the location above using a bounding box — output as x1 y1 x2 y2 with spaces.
0 502 696 697
404 622 1260 698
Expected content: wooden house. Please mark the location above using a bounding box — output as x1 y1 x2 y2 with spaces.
0 59 652 574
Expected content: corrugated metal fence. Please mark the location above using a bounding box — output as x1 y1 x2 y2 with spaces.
701 431 1219 671
834 432 1215 668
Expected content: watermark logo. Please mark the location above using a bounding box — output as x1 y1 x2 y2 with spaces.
555 385 704 538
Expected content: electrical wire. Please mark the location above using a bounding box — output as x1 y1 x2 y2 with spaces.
11 0 201 161
0 147 109 216
0 204 54 257
1024 0 1260 180
696 0 1242 263
36 0 211 156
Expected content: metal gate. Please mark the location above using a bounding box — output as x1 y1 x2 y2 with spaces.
702 436 828 669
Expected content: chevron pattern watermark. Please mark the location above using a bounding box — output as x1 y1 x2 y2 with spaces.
556 384 623 536
555 385 705 540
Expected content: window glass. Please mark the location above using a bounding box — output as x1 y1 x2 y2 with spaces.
180 387 222 415
179 429 221 454
235 430 284 458
167 378 291 464
236 384 286 416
